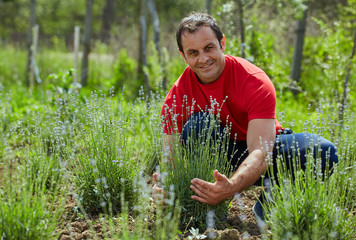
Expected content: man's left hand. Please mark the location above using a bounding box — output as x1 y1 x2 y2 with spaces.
190 170 234 205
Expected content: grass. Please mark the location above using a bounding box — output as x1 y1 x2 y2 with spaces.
0 82 355 238
0 39 355 238
0 140 66 239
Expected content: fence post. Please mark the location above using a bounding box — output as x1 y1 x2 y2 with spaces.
74 26 80 84
30 24 39 92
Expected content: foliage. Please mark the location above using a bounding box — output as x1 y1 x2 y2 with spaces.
101 175 181 240
301 18 355 103
0 172 64 239
161 110 234 230
46 69 82 96
0 45 26 86
70 91 143 214
0 1 355 237
265 104 356 239
0 126 66 239
113 48 138 99
0 87 10 159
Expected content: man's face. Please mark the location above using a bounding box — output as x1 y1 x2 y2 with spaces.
180 26 226 85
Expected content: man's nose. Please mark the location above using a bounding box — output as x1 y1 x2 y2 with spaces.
198 51 209 63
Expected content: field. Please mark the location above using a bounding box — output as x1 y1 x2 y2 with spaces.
0 27 356 239
1 74 355 240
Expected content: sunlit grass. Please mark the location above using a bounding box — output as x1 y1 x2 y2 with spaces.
0 80 355 238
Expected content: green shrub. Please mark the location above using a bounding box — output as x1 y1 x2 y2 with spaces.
0 148 65 239
113 48 138 100
161 110 234 230
73 91 143 214
265 107 356 239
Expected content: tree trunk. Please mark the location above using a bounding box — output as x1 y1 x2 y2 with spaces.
237 0 245 59
290 9 308 96
148 0 167 91
338 27 356 135
206 0 213 15
138 0 150 98
81 0 94 87
25 0 36 87
101 0 114 44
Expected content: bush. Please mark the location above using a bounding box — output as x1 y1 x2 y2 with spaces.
265 106 356 239
161 110 235 230
73 91 143 214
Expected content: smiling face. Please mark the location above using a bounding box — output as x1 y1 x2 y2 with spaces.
180 26 226 85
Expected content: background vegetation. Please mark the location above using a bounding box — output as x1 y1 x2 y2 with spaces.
0 0 355 239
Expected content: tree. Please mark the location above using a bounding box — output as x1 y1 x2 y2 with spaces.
81 0 93 87
101 0 114 44
236 0 246 58
289 9 307 96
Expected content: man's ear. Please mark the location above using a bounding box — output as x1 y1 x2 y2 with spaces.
220 35 226 52
179 50 188 64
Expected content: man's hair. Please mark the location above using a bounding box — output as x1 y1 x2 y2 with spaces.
176 12 223 53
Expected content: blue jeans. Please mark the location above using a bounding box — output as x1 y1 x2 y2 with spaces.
182 112 339 185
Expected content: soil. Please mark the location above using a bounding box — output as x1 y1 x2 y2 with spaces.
58 187 265 240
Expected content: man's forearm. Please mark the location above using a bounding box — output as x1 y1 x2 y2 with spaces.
229 149 268 195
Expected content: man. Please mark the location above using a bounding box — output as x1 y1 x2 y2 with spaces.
154 12 338 223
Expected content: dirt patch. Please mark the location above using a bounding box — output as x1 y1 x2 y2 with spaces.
58 187 264 240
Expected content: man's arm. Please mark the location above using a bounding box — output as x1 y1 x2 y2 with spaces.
190 118 276 205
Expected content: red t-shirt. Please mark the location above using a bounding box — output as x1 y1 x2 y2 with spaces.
161 55 283 141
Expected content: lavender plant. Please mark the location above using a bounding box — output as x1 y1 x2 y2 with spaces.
98 172 181 240
73 90 143 214
265 105 356 239
0 142 66 239
161 107 235 230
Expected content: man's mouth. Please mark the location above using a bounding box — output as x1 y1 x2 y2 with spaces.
198 61 214 70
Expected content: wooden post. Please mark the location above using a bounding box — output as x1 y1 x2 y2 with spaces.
25 0 37 87
138 0 150 98
206 0 213 15
148 0 167 91
30 24 39 92
74 26 80 84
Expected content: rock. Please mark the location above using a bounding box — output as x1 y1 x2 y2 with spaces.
61 229 70 235
73 233 83 240
93 223 102 231
82 230 93 239
82 222 90 231
71 227 81 233
71 222 84 232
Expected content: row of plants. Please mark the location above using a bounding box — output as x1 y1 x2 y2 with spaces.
0 81 355 239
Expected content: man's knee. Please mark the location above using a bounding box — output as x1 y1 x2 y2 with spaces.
318 136 338 171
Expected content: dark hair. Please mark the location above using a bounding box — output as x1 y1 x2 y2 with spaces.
176 12 223 53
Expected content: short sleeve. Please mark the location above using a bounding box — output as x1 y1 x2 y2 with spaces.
243 72 277 121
